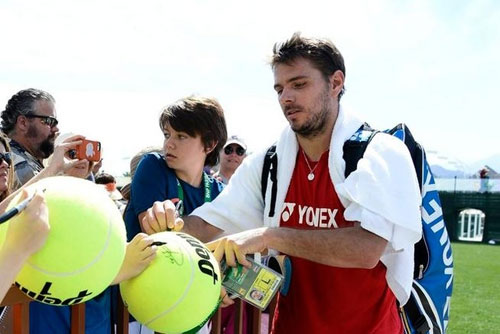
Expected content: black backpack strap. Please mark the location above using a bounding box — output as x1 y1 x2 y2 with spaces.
401 296 431 334
383 124 428 279
261 144 278 218
342 123 378 178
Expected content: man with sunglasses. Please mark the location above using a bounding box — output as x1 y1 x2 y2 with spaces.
1 88 59 189
214 135 247 184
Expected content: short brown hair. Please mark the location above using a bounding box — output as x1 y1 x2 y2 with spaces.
159 96 227 167
271 32 346 100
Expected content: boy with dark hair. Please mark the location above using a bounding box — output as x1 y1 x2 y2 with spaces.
159 95 227 167
124 96 227 334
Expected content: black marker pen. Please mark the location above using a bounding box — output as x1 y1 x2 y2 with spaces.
0 192 39 224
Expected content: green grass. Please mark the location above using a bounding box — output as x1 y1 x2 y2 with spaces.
447 242 500 334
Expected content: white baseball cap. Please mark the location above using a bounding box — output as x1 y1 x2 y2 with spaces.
224 135 247 151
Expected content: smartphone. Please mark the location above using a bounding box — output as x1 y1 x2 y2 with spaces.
69 139 101 162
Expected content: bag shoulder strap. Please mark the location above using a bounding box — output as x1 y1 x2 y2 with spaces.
261 144 278 218
343 123 378 178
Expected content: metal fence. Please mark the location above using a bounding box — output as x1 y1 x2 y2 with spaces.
0 285 273 334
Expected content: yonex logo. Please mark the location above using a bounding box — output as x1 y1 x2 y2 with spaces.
280 203 338 229
281 203 296 222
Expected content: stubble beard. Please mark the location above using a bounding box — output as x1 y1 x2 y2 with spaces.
291 88 332 139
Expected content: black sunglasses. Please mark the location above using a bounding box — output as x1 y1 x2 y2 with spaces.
25 114 59 128
0 152 12 165
224 146 245 156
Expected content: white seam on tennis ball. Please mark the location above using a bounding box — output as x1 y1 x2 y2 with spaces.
25 210 113 276
144 239 195 328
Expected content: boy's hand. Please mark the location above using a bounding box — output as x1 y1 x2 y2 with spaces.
141 200 184 234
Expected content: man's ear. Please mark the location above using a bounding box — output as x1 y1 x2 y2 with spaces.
16 115 30 133
329 70 345 99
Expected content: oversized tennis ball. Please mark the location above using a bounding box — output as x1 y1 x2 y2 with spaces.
0 176 126 305
120 232 221 334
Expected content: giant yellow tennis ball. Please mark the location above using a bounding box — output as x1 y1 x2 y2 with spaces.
0 176 126 305
120 232 221 334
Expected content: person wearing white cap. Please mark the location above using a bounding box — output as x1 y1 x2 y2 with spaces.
214 135 247 184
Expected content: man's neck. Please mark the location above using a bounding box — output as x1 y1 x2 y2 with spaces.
9 134 41 161
297 106 338 162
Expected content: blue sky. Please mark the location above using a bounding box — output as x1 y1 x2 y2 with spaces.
1 0 498 175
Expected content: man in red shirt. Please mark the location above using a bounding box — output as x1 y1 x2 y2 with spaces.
142 33 422 333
